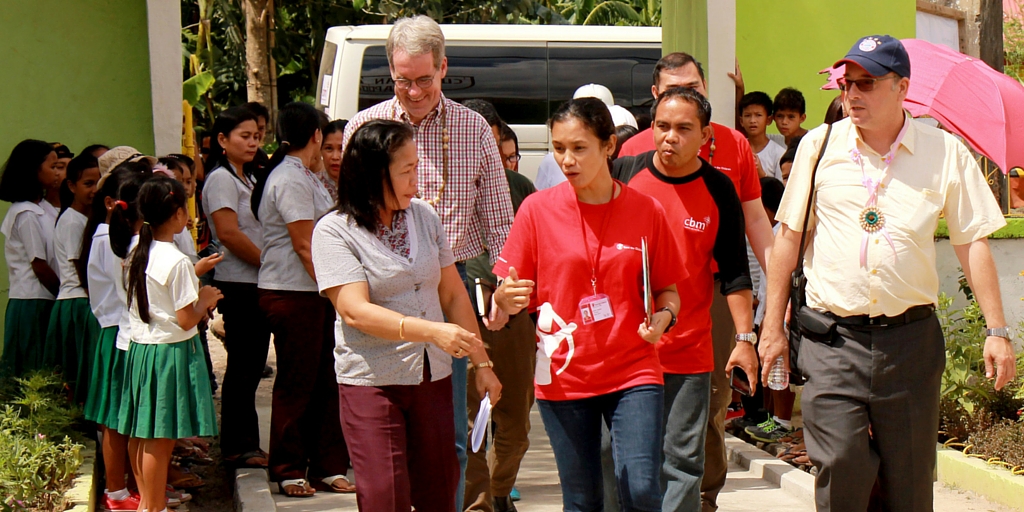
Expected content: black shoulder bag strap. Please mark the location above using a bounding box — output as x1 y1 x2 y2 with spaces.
788 122 834 381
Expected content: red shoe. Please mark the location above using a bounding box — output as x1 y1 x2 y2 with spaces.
103 493 142 511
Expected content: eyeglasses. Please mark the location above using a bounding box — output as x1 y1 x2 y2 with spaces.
837 75 899 92
392 73 437 90
504 154 521 164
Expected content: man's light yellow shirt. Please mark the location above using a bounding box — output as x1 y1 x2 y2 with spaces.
776 115 1006 317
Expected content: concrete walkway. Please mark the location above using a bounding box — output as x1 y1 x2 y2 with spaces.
228 342 1012 511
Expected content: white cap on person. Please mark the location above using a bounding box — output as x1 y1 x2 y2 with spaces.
608 105 637 129
573 84 615 106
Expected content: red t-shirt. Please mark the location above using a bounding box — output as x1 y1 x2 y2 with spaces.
614 153 752 374
618 123 762 203
493 182 686 401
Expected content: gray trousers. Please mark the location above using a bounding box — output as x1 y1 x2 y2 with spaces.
800 313 944 512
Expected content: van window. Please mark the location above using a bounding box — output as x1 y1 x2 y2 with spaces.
547 46 661 125
358 45 549 124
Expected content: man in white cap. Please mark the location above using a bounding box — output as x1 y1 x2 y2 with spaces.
760 35 1014 511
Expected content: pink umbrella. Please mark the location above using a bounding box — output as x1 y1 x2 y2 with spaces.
818 40 1024 173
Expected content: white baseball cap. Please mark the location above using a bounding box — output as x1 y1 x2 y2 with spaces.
608 105 638 129
573 84 615 106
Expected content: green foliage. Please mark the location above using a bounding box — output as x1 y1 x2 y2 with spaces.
1006 4 1024 84
939 292 990 415
0 373 84 511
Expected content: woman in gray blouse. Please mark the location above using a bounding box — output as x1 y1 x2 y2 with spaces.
249 102 353 497
312 120 501 512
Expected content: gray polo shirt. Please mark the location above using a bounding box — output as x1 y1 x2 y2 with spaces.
202 166 264 283
311 199 455 386
257 155 334 292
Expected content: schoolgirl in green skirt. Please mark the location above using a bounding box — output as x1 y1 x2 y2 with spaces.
78 165 158 511
45 155 101 404
117 177 222 512
0 140 62 377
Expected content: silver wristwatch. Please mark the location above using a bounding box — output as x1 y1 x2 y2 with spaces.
985 326 1012 340
735 332 757 345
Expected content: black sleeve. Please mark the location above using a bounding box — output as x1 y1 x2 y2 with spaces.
703 169 752 295
611 152 655 184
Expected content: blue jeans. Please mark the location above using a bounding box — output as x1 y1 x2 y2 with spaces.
539 384 665 512
453 262 470 511
661 373 711 512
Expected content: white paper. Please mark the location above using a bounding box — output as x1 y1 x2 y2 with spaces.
471 393 493 453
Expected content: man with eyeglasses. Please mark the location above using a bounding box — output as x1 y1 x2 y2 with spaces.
343 16 515 512
760 35 1015 511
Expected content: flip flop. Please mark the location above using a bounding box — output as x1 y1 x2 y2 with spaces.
279 479 315 498
312 475 356 493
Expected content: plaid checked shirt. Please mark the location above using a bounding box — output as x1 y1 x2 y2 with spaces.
344 95 514 264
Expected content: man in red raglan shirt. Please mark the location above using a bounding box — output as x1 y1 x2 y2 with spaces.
619 52 775 511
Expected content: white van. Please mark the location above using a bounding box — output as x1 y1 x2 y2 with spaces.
316 24 662 179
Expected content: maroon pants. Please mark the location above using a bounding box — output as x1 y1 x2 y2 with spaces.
339 363 459 512
259 289 350 482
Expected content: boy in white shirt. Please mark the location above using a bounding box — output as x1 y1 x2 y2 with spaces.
739 92 786 180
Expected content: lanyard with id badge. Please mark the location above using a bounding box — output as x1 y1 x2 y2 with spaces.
577 184 618 326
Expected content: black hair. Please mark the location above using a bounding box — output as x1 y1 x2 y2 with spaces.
81 144 109 158
334 120 416 232
0 139 56 204
251 102 322 220
323 119 348 141
739 91 774 117
500 123 518 153
462 99 502 128
208 105 261 179
126 177 188 324
653 52 705 87
779 136 803 167
76 164 150 289
651 87 713 128
158 156 190 179
166 153 195 172
244 101 270 123
824 95 847 125
774 87 806 115
549 98 616 143
51 143 74 160
59 154 99 216
109 162 153 259
614 124 639 159
759 176 785 212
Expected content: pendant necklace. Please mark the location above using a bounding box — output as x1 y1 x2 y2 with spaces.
392 99 449 208
849 117 909 267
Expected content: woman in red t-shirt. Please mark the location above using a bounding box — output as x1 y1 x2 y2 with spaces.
493 98 685 511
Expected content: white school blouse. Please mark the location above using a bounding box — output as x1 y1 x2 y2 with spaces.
128 241 200 345
0 201 56 300
54 209 89 300
118 236 139 350
86 224 123 329
40 199 60 272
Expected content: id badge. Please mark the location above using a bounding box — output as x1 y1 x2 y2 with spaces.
579 294 614 325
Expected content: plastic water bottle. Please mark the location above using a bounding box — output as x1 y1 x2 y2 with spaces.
768 357 789 391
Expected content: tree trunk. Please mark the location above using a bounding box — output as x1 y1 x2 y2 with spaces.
243 0 278 138
979 0 1004 72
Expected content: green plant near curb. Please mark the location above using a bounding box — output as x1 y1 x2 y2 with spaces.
938 292 993 415
0 373 84 512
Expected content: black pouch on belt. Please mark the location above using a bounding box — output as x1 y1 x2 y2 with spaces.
797 306 837 345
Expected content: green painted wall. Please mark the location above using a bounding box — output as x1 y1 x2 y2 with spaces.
736 0 916 133
0 0 154 346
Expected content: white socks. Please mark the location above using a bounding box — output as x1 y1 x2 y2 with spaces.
773 416 793 428
107 488 130 501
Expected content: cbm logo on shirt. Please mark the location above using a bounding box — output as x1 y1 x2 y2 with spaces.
684 216 711 232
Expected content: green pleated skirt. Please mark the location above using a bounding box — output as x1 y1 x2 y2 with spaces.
117 335 218 439
1 299 55 378
82 327 126 429
44 298 101 404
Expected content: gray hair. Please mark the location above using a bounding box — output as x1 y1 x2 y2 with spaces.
386 15 446 70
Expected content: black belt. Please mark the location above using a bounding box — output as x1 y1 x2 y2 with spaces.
828 305 935 328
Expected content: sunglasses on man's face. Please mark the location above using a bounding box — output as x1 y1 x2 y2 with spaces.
837 75 899 92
